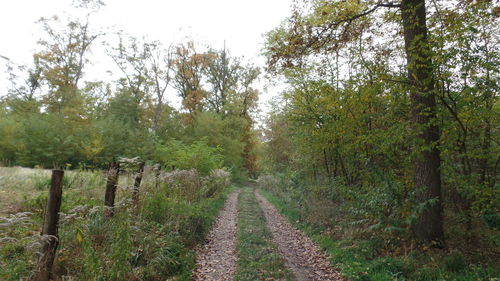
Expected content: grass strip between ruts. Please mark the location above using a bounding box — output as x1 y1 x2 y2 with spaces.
234 187 294 281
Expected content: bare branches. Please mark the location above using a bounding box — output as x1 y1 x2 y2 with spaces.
107 35 151 103
149 42 174 131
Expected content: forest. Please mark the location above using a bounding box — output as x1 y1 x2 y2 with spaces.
0 0 498 280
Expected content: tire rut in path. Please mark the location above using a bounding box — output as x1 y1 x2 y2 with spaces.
255 190 343 281
193 189 240 281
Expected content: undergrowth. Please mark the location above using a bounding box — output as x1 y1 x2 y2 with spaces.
0 166 233 280
259 187 500 281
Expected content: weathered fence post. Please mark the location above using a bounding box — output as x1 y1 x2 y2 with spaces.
104 161 120 217
132 161 145 206
154 164 161 189
36 169 64 281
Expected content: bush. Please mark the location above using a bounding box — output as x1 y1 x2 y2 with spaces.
482 209 500 229
160 169 201 202
256 175 280 191
202 169 231 198
156 139 224 176
444 253 466 272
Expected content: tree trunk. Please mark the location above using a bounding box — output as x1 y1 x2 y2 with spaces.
323 148 331 180
153 100 163 132
401 0 444 245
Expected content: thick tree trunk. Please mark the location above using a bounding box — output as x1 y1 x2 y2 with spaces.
401 0 444 244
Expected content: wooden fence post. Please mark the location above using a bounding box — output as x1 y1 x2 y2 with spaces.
132 161 145 206
104 161 120 217
36 169 64 281
154 164 161 189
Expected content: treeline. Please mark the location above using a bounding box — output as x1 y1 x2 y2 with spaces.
0 4 260 179
261 0 498 252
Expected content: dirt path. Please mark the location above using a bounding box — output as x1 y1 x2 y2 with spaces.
193 189 240 281
234 187 294 280
255 190 343 281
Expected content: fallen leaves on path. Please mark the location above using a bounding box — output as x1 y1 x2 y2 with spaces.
255 190 343 281
193 190 240 281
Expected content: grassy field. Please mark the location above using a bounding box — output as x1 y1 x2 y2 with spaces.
0 167 107 216
0 166 233 281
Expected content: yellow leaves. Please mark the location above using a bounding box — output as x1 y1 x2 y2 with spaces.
81 133 103 162
75 228 84 244
343 0 365 15
312 0 366 23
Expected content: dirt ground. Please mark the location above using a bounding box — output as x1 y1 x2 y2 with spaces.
255 190 343 281
193 189 241 281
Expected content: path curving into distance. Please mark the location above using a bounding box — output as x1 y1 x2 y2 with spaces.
193 189 240 281
255 190 343 281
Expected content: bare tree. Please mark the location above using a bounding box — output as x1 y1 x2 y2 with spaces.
149 42 174 132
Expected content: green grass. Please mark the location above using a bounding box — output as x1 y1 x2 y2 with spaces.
234 187 294 281
259 188 500 281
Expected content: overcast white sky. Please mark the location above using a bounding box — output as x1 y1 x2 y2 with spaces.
0 0 291 111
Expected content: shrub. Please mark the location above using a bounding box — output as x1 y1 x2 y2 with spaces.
257 175 280 191
482 209 500 229
160 169 201 202
444 253 466 272
156 139 224 176
203 169 231 198
141 193 171 224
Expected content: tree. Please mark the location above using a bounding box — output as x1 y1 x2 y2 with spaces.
17 113 83 167
262 101 292 172
204 47 240 114
401 0 443 244
264 0 445 244
36 15 100 119
155 138 224 176
107 35 152 112
171 42 211 117
148 42 174 132
0 108 22 164
3 56 42 114
233 65 260 177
